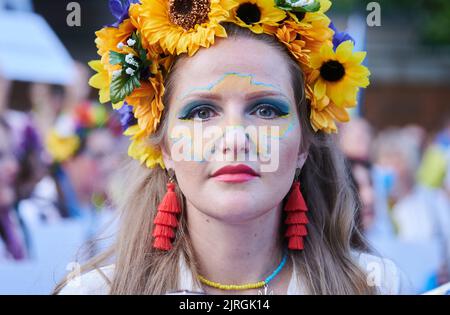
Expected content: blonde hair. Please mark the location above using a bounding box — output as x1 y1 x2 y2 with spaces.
54 23 374 295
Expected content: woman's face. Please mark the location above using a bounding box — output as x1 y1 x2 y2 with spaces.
162 37 305 223
67 129 119 201
0 128 19 209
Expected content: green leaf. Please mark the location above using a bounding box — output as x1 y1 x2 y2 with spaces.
110 51 126 65
275 0 321 13
301 1 321 12
110 74 141 104
133 32 151 68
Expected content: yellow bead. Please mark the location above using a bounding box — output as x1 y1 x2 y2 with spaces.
198 275 267 291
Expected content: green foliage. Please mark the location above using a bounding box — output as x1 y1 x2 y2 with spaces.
331 0 450 46
110 73 141 104
108 32 153 104
275 0 321 13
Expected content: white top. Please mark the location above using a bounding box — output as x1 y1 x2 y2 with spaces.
58 252 412 295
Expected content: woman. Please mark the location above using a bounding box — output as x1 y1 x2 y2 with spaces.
56 0 408 294
0 118 27 261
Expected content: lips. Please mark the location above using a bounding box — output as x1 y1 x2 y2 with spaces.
210 164 260 183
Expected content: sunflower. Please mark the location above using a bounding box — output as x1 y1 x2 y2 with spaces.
273 24 309 65
125 136 165 169
88 60 111 104
122 71 165 138
95 19 135 67
286 0 331 23
229 0 286 34
306 85 349 133
119 72 166 169
280 1 333 53
136 0 237 56
308 40 370 108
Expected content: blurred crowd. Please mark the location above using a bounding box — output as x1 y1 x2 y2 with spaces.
339 118 450 292
0 63 127 267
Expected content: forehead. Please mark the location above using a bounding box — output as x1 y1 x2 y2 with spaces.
171 37 294 101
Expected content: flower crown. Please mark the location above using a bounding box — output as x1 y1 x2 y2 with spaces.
89 0 371 169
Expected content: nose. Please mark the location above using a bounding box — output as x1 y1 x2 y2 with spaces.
212 101 252 161
216 120 251 162
220 127 249 154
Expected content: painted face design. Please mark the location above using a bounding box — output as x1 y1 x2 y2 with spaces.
168 72 296 171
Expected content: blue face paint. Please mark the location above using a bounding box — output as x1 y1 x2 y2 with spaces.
177 101 220 121
246 98 291 119
169 72 298 164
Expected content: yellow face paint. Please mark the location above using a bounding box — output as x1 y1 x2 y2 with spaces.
170 72 297 163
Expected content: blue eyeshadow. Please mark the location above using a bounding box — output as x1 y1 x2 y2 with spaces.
247 98 291 116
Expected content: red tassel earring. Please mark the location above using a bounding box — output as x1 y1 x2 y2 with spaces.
284 168 309 250
152 168 181 251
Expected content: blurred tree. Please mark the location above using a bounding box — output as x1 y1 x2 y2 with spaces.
331 0 450 46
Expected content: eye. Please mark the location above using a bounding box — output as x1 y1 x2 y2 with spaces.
180 105 218 121
250 103 288 119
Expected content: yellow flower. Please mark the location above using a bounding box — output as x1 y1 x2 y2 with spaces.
136 0 237 56
309 40 370 108
306 85 349 133
45 131 80 163
229 0 286 34
95 19 135 67
119 71 166 169
281 1 333 53
263 0 333 71
88 60 111 104
272 23 309 65
287 0 331 23
125 131 165 169
122 71 165 138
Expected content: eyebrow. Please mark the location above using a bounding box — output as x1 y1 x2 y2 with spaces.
180 92 222 102
244 90 291 102
180 90 291 102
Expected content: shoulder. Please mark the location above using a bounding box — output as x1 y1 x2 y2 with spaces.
57 264 115 295
352 251 413 294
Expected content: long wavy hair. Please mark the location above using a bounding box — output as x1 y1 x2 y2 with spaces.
54 23 374 295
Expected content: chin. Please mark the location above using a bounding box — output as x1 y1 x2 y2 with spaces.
207 194 272 223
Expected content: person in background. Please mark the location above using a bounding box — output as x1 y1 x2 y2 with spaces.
339 118 395 241
29 83 65 139
347 158 376 234
373 128 450 288
0 118 27 261
63 62 92 113
339 118 373 161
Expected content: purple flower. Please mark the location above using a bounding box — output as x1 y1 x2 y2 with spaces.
108 0 140 28
116 103 137 131
330 22 354 50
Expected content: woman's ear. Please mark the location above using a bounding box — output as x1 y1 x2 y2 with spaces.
161 143 175 170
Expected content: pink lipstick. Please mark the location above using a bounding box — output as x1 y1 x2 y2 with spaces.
210 164 260 183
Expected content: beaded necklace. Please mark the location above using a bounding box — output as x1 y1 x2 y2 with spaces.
198 250 288 292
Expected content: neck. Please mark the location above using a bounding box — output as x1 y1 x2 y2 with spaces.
187 202 288 293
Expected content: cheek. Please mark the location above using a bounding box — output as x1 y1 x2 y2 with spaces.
172 159 206 189
265 116 301 173
261 125 301 190
164 113 302 221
